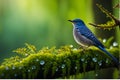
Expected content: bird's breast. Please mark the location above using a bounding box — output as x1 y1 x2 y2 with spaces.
73 28 94 47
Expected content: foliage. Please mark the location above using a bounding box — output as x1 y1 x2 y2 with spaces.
13 43 37 57
113 3 120 8
89 4 120 29
1 56 22 66
0 43 119 79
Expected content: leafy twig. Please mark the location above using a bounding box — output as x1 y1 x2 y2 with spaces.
113 3 120 8
89 4 120 29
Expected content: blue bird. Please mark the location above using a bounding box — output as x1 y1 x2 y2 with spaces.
68 18 119 66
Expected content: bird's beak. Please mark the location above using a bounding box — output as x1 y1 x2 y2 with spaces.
68 20 73 23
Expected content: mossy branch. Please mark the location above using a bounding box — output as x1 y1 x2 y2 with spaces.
89 4 120 29
0 43 119 79
113 3 120 8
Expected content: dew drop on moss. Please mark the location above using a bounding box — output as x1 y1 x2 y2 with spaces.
12 66 15 70
95 73 98 76
40 60 45 65
75 66 77 69
56 68 58 71
73 48 77 51
98 60 102 66
113 42 118 46
92 57 97 62
25 54 28 56
106 58 109 63
81 58 85 62
36 59 39 62
103 39 106 43
5 66 9 70
61 64 65 68
32 65 36 70
110 46 113 49
28 69 31 72
19 66 22 69
70 45 73 48
20 61 22 63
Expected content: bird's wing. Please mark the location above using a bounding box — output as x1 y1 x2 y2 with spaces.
78 26 104 48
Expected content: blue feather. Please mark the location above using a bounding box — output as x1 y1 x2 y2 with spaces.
98 46 119 66
78 25 104 48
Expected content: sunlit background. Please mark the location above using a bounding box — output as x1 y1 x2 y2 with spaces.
0 0 119 78
0 0 94 59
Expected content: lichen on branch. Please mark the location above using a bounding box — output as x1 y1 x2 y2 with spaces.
89 4 120 29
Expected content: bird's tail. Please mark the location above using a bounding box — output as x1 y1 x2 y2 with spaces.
98 46 119 66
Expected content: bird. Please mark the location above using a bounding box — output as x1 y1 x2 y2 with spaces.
68 18 119 66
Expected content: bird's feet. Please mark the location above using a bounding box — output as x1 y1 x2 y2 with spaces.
79 46 88 54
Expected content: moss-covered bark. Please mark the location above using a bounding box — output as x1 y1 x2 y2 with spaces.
0 44 119 79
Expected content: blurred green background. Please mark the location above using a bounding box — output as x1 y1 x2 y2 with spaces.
0 0 119 78
0 0 119 62
0 0 95 60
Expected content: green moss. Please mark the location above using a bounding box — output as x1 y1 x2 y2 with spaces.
0 43 119 79
52 62 57 77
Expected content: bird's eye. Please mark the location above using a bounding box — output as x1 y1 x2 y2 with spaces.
76 28 79 29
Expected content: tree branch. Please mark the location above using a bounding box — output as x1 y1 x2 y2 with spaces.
0 44 119 79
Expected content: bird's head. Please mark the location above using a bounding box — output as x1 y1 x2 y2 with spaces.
68 18 85 26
